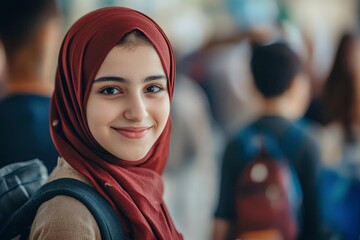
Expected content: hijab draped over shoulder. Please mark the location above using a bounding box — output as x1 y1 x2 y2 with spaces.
50 7 181 239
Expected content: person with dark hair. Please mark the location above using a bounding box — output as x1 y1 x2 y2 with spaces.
315 31 360 239
28 6 182 240
318 31 360 176
250 42 301 98
212 42 321 240
321 32 360 143
0 0 61 171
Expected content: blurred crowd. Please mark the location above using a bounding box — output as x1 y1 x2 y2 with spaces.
1 0 360 239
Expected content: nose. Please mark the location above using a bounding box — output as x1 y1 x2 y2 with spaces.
123 93 148 122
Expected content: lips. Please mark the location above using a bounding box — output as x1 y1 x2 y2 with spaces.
113 127 151 139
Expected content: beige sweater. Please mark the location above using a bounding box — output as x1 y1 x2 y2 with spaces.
29 158 101 240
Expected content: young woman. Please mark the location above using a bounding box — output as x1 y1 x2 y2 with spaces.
29 7 182 240
316 31 360 239
320 32 360 168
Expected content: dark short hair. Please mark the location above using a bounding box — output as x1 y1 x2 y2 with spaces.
0 0 58 59
250 42 301 98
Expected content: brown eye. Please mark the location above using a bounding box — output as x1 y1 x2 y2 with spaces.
100 86 121 95
145 85 163 93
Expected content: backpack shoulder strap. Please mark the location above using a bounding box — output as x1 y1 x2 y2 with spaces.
235 124 283 161
279 123 306 158
235 124 259 160
0 178 126 240
235 121 306 165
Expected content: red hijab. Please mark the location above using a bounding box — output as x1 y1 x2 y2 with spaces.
50 7 182 239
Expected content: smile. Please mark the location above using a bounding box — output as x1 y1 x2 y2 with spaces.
113 127 151 139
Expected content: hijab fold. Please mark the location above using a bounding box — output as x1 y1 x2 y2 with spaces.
50 7 181 239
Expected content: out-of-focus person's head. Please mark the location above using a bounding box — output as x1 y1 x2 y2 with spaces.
0 0 59 61
250 41 301 98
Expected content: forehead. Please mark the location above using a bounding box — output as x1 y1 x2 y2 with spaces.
94 43 165 79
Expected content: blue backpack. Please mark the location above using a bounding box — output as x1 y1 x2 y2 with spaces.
232 125 303 240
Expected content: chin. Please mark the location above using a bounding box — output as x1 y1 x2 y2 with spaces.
112 148 150 162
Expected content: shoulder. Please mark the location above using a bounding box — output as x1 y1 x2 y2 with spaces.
29 159 100 239
0 94 50 106
297 124 319 148
30 194 101 239
48 158 93 185
0 94 51 122
224 124 255 159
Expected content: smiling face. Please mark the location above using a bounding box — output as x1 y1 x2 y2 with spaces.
86 37 170 161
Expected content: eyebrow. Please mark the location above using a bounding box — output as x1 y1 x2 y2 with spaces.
93 75 167 83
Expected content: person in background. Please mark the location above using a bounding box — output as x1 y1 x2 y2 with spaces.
0 0 62 172
319 31 360 172
29 7 182 240
212 42 321 240
315 31 360 240
183 0 310 138
164 72 218 240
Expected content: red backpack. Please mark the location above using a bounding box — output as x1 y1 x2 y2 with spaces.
233 130 303 240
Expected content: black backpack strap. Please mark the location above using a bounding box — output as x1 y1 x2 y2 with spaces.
0 178 126 240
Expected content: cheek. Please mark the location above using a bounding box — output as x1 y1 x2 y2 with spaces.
153 97 170 129
86 96 121 136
